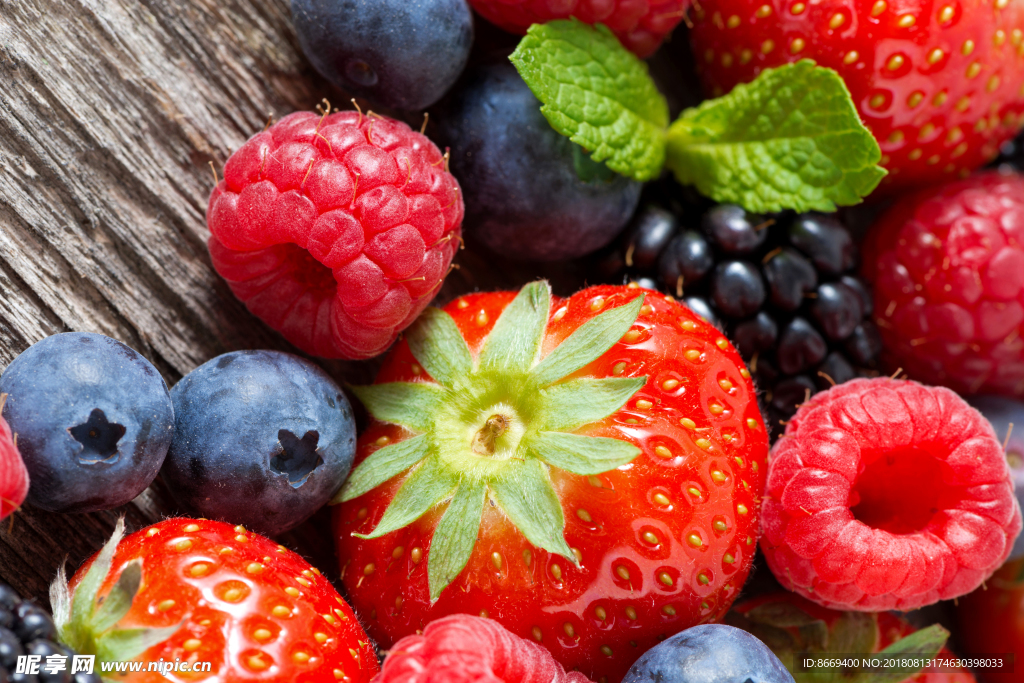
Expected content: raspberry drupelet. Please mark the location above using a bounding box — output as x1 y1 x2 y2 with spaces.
207 109 463 360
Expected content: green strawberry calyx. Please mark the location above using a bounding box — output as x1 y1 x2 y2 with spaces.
332 281 648 601
727 600 950 683
51 518 180 677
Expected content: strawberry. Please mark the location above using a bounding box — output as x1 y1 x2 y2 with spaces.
955 557 1024 683
729 592 977 683
688 0 1024 192
331 281 769 683
51 518 379 683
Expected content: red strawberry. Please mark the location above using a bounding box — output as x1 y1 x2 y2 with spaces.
0 395 28 520
863 171 1024 397
688 0 1024 191
207 109 463 360
955 557 1024 683
761 376 1022 612
375 614 593 683
52 517 379 683
730 592 977 683
332 281 768 683
467 0 690 58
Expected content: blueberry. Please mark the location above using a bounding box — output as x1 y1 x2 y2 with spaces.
703 205 769 254
290 0 472 111
0 333 174 513
163 350 356 536
712 261 766 319
965 395 1024 559
788 213 856 276
433 62 641 261
811 282 863 341
624 207 678 271
763 248 817 312
658 231 714 295
777 317 827 374
623 624 794 683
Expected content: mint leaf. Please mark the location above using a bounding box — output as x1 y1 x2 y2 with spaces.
510 19 668 182
665 60 886 213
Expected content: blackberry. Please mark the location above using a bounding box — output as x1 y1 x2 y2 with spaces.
993 128 1024 171
594 194 881 434
0 583 100 683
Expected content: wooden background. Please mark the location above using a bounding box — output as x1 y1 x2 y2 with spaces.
0 0 599 603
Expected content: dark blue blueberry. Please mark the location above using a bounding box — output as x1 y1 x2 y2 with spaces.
703 205 769 254
163 350 356 536
0 333 173 513
763 248 817 312
623 624 794 683
433 62 642 261
290 0 472 111
712 261 765 319
965 395 1024 559
658 230 714 295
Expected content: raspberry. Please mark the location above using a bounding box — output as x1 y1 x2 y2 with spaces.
207 110 463 360
467 0 689 58
376 615 593 683
761 377 1022 612
865 171 1024 396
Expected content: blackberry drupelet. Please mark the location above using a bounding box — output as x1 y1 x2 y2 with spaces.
0 583 100 683
994 128 1024 171
594 193 881 434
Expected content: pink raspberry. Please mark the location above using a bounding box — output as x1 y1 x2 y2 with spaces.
467 0 689 58
761 377 1022 612
375 615 593 683
864 171 1024 396
207 110 463 360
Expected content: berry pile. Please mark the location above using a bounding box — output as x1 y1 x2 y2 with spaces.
0 582 100 683
595 195 881 431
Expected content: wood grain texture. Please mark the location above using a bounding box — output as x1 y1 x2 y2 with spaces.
0 0 356 603
0 0 589 604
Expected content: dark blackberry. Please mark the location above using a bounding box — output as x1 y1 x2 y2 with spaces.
993 128 1024 171
0 584 99 683
593 197 881 435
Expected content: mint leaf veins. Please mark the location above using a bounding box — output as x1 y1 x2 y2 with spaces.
510 22 886 213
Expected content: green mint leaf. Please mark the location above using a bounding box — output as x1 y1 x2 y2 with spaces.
427 481 487 601
90 561 141 634
490 459 576 562
869 624 948 683
353 457 456 540
525 431 641 474
349 382 447 433
665 60 886 213
333 434 431 504
531 293 644 387
478 280 551 373
510 19 668 182
536 376 646 431
406 308 473 388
